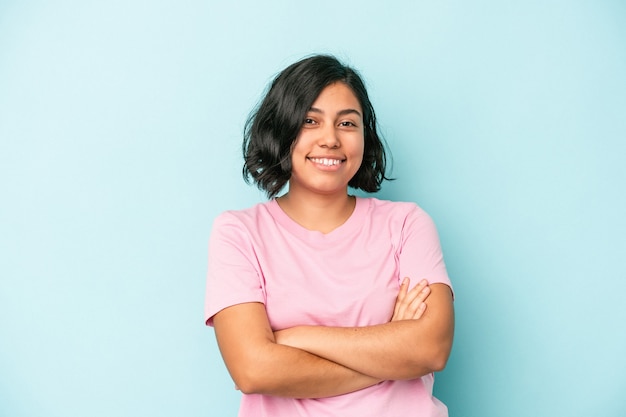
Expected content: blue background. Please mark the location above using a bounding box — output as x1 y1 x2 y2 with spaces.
1 1 625 416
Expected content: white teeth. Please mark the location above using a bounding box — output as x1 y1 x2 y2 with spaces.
310 158 342 166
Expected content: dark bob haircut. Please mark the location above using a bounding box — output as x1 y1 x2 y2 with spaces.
242 54 390 198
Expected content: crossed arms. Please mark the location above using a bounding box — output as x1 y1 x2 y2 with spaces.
212 278 454 399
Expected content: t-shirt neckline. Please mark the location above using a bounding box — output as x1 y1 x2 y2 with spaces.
267 196 368 243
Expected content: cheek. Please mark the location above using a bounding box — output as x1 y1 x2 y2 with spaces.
354 136 365 158
291 132 311 155
289 142 305 163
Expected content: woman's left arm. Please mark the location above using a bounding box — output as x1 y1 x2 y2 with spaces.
274 281 454 380
275 205 454 380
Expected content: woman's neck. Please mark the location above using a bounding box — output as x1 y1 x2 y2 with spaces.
276 189 356 234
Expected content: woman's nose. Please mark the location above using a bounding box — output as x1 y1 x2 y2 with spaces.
318 125 340 148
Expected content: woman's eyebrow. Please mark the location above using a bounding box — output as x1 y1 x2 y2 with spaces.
309 107 362 118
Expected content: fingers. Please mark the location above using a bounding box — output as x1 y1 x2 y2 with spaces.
407 282 430 320
391 278 431 321
392 277 410 319
405 279 430 320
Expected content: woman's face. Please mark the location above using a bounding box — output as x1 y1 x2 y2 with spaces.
288 82 365 197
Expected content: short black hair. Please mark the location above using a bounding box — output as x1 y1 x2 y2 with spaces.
242 54 390 198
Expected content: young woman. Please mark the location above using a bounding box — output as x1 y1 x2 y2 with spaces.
205 55 454 416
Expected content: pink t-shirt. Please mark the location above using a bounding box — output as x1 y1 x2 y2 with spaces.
205 197 452 417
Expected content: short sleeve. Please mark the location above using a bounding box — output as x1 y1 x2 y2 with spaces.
398 205 453 295
204 212 266 326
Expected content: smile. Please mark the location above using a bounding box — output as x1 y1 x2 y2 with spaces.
308 157 345 166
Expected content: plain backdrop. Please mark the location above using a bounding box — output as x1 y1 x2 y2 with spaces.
1 1 625 416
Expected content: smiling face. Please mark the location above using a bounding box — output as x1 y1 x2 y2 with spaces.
288 82 365 198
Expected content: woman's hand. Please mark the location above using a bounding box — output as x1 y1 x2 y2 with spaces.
277 277 432 346
391 278 431 321
272 282 452 380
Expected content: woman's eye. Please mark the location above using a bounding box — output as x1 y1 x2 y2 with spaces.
339 121 356 127
303 118 316 125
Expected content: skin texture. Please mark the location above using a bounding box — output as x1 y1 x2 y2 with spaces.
213 278 443 397
212 82 455 398
289 82 365 200
273 282 454 381
277 82 365 234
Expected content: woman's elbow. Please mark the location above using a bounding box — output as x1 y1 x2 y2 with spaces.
235 378 260 395
406 337 453 376
232 368 272 395
428 347 451 372
230 354 285 395
428 334 454 372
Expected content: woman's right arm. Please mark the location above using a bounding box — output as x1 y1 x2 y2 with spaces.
212 302 382 398
212 278 432 398
209 214 381 398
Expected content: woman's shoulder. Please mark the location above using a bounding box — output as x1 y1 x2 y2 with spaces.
359 198 441 244
212 200 276 228
360 197 429 218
